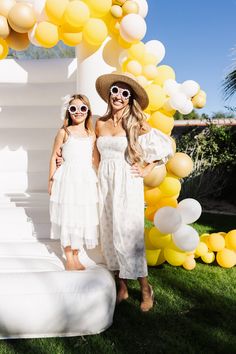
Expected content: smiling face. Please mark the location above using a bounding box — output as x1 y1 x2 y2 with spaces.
109 82 132 111
68 98 88 125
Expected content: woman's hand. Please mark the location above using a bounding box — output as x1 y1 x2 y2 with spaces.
56 149 63 167
48 180 53 195
131 163 154 178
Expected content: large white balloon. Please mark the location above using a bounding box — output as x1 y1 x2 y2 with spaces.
134 0 148 18
120 14 147 43
163 79 180 96
180 80 200 98
172 224 199 252
32 0 47 21
177 198 202 224
169 92 188 111
154 207 182 234
178 100 193 115
145 40 165 64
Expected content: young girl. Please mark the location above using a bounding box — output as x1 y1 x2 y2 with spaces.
48 94 99 270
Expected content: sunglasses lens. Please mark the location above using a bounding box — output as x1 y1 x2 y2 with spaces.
122 90 130 98
80 105 88 113
69 105 76 113
111 86 119 95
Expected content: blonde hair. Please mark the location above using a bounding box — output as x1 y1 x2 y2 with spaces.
64 94 94 133
101 87 146 164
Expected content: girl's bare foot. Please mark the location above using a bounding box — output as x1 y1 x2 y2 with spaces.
65 260 77 271
116 278 129 304
140 285 154 312
73 252 86 270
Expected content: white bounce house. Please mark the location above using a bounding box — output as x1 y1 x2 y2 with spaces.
0 43 118 338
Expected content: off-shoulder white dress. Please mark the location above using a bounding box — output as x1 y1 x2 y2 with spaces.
97 128 173 279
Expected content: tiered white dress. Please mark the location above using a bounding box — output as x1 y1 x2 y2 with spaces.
50 131 99 250
97 128 173 279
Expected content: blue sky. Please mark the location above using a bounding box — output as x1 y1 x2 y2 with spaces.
144 0 236 115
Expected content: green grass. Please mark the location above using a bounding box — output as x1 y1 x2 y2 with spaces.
0 213 235 354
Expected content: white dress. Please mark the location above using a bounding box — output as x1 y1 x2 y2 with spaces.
97 128 173 279
50 131 99 250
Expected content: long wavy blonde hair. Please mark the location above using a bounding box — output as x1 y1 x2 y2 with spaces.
101 84 147 164
64 94 94 133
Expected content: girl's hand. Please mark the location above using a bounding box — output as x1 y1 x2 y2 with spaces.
48 180 53 195
56 149 63 167
131 163 153 178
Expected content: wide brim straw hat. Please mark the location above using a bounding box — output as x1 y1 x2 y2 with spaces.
95 73 149 110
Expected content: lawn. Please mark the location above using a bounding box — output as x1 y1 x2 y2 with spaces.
0 213 235 354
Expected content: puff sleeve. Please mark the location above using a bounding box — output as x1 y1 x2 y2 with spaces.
139 128 174 165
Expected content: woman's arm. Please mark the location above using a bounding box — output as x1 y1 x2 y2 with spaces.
92 131 100 171
48 129 65 194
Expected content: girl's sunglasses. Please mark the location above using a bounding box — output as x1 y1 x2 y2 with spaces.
110 85 131 100
68 104 88 115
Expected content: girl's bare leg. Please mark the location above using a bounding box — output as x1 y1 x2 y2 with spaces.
138 277 154 312
73 249 85 270
116 277 129 304
64 246 76 270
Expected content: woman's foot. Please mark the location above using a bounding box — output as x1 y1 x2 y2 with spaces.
73 254 86 270
65 260 77 271
116 278 129 304
140 285 154 312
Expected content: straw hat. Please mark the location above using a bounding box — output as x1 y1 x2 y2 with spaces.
95 73 149 110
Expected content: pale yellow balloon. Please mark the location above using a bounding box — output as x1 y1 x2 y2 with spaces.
154 65 176 86
59 26 82 46
146 249 161 266
122 0 139 15
0 37 8 59
164 248 187 266
144 186 162 206
201 251 215 264
0 0 15 17
128 41 145 62
169 136 176 153
225 230 236 250
160 99 176 116
63 1 90 28
144 164 167 188
148 227 172 249
83 18 108 46
113 0 126 5
126 59 142 76
0 15 10 38
45 0 69 25
142 64 158 80
86 0 112 17
148 111 174 135
194 242 208 257
166 152 193 178
8 3 36 33
118 35 132 48
6 29 29 50
141 51 158 65
145 84 166 111
110 4 123 18
35 21 59 48
136 75 149 87
192 93 206 109
183 256 196 270
158 176 181 197
216 248 236 268
107 16 120 34
207 233 225 252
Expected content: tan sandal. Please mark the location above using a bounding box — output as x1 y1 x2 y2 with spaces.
140 285 154 312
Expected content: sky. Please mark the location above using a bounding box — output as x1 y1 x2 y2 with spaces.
143 0 236 115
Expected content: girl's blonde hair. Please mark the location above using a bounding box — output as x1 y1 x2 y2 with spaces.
101 85 146 164
64 94 94 133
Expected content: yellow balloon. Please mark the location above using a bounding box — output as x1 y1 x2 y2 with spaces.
216 248 236 268
146 249 161 266
144 228 156 250
0 15 10 38
183 256 196 270
225 230 236 250
128 42 145 62
6 29 29 50
86 0 112 17
144 187 162 206
192 92 206 109
148 227 172 248
110 5 123 18
126 59 142 76
45 0 68 25
107 16 120 34
0 0 15 17
148 111 174 135
145 84 166 111
154 65 176 86
142 51 158 65
160 99 176 116
83 18 108 46
142 64 158 80
118 35 132 48
0 37 8 59
144 165 167 188
8 3 36 33
122 1 139 15
159 177 181 197
155 249 166 265
144 205 157 222
201 251 215 264
207 233 225 252
156 196 178 209
164 248 187 266
63 1 90 28
200 233 209 244
166 152 193 178
136 75 149 87
35 22 59 48
194 241 208 257
59 26 82 46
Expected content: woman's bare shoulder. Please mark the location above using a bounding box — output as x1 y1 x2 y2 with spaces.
139 121 152 136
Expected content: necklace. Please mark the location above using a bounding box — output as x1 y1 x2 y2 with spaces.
112 116 123 127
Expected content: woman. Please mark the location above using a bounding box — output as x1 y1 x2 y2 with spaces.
95 74 173 312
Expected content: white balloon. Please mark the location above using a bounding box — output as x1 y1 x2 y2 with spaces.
145 40 165 64
154 207 182 234
180 80 200 98
172 224 199 252
28 23 40 47
178 100 193 115
120 14 147 43
32 0 48 21
169 92 188 111
134 0 148 18
163 79 180 96
177 198 202 224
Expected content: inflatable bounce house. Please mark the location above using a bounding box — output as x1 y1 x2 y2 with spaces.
0 0 234 340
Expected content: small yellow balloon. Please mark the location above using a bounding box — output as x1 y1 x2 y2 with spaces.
146 249 161 266
144 165 167 188
158 177 181 197
207 233 225 252
128 42 145 62
63 1 90 28
122 0 139 15
160 99 176 116
144 187 162 206
0 37 8 59
154 65 176 86
136 75 149 87
145 205 157 222
225 230 236 250
59 26 82 46
142 64 158 80
35 22 59 48
201 251 215 264
164 248 187 266
110 4 123 18
216 248 236 268
148 111 174 135
83 18 108 46
192 91 206 109
144 228 156 250
183 256 196 270
118 35 132 48
166 152 193 178
142 51 158 65
126 59 142 76
8 3 36 33
0 15 10 38
86 0 112 17
155 249 166 265
148 227 172 249
194 242 208 257
156 196 178 209
6 29 29 50
145 84 166 111
0 0 16 17
45 0 69 25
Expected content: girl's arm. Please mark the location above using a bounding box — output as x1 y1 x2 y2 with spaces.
48 129 65 194
92 123 100 171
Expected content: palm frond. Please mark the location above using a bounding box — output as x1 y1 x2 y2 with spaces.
222 69 236 100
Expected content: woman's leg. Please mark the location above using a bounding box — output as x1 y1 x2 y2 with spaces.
72 249 85 270
138 277 154 312
116 276 129 304
64 246 76 270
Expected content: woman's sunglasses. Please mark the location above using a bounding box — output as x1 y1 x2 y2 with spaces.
110 85 131 100
68 104 88 115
